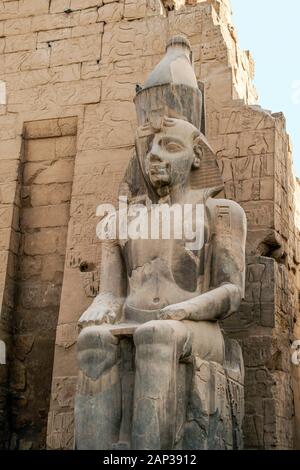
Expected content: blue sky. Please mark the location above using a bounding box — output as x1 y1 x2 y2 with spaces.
231 0 300 177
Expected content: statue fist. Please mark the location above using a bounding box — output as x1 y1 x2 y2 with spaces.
78 292 123 328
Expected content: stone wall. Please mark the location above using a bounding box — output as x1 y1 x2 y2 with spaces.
8 118 76 450
0 0 299 450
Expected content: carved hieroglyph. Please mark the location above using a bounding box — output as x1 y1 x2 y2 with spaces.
74 35 246 450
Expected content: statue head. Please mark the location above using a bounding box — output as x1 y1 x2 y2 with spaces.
119 36 224 202
136 117 203 196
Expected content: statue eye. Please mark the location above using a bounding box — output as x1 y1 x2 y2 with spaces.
165 142 183 152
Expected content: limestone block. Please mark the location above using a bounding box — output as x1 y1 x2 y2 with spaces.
0 114 17 139
210 106 275 138
6 64 81 90
55 324 78 350
39 254 65 282
10 360 26 392
0 159 19 184
101 18 167 64
24 117 77 139
55 78 101 106
124 0 146 20
10 228 20 255
20 204 71 229
18 255 43 280
0 181 17 204
24 228 68 256
0 228 12 252
51 376 77 410
31 9 97 35
81 60 109 79
20 281 62 309
24 181 72 207
47 410 74 450
1 78 96 112
75 147 130 172
5 33 37 53
98 2 123 23
101 74 136 101
18 0 50 18
0 138 21 159
50 35 102 67
234 177 274 203
23 160 74 186
50 265 94 325
242 200 274 231
169 8 203 37
0 1 19 21
76 8 99 25
78 102 135 150
14 335 35 362
20 49 50 71
38 28 72 43
68 204 101 246
71 0 103 9
71 22 103 38
31 13 74 33
0 205 14 229
24 138 56 162
4 17 32 35
50 0 71 14
55 135 77 158
233 154 274 181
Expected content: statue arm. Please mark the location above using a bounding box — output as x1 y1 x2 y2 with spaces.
159 283 242 322
78 240 126 328
160 199 247 322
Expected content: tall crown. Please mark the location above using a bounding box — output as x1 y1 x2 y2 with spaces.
134 35 202 130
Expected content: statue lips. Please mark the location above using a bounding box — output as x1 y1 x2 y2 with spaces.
148 159 171 189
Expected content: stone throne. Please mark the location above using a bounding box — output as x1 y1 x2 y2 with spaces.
74 36 246 450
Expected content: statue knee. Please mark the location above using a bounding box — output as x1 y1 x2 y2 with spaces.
134 320 189 350
78 326 119 380
134 320 174 348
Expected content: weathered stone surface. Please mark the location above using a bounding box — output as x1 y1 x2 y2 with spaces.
0 118 76 449
0 0 298 452
50 36 102 67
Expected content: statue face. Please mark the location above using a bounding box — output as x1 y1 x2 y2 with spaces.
137 118 201 195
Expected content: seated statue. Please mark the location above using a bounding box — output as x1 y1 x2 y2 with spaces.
75 36 246 450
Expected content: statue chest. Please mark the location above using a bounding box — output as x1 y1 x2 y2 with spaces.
122 214 209 294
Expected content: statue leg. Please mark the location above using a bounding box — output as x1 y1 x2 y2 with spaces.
132 320 192 450
75 325 121 450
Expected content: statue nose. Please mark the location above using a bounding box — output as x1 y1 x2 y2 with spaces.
149 152 163 164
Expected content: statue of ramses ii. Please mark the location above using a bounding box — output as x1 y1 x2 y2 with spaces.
74 36 247 451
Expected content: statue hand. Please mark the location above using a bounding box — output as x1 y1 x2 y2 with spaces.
78 292 123 328
158 304 188 321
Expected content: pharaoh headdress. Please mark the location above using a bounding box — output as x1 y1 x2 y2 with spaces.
119 35 223 200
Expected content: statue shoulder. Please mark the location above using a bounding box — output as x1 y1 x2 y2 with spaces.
206 197 247 235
